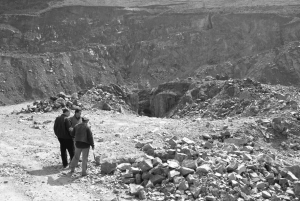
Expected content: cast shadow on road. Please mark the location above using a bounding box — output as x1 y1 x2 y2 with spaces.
47 174 80 186
27 165 61 176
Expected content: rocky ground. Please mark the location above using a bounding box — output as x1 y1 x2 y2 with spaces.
1 93 300 200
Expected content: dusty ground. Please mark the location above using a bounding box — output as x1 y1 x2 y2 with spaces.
1 102 300 200
0 103 180 201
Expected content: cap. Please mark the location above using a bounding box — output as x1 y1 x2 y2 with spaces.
82 116 90 122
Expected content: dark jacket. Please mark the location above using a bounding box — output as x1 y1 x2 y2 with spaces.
71 123 94 147
54 114 72 139
69 116 82 128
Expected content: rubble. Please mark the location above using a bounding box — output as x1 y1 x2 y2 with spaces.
168 78 300 121
15 83 138 114
80 84 138 113
15 91 82 114
112 136 300 200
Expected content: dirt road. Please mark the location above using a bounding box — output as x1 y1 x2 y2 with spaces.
0 103 181 201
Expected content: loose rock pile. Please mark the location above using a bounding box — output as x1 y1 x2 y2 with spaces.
15 83 139 114
79 84 139 113
112 136 300 200
172 78 300 120
17 92 82 114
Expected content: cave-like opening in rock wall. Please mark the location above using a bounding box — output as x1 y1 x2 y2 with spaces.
142 108 152 117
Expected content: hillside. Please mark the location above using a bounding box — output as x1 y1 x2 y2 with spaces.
1 1 300 105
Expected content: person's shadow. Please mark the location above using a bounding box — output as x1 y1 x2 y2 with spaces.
27 165 61 176
27 165 81 186
47 174 81 186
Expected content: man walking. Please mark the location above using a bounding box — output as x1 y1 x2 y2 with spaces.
53 109 74 168
70 116 95 176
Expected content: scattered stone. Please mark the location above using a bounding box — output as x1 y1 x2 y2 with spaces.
181 159 197 170
226 160 238 172
168 139 178 148
196 164 211 174
145 180 154 188
178 180 189 191
142 172 151 180
294 181 300 196
182 137 195 145
228 173 236 181
167 159 180 169
143 144 155 152
205 195 216 201
186 174 196 184
129 184 144 195
180 167 195 176
150 175 165 185
173 176 185 186
175 153 187 162
123 178 136 184
138 190 147 200
135 140 153 148
256 181 266 190
168 170 180 179
262 191 272 199
286 171 298 181
221 131 231 138
117 163 131 171
152 157 163 166
202 134 211 140
139 159 153 172
204 141 213 149
286 188 295 196
243 153 252 161
130 167 141 174
237 164 246 174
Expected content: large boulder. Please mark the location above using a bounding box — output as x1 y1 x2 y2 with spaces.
100 159 117 174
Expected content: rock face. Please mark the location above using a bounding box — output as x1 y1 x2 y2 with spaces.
1 4 300 105
198 41 300 86
149 82 191 117
150 92 179 118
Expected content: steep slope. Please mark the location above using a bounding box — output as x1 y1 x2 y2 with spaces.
1 4 300 104
197 41 300 86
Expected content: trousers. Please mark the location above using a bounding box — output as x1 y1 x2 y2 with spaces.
70 147 90 175
58 138 74 167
